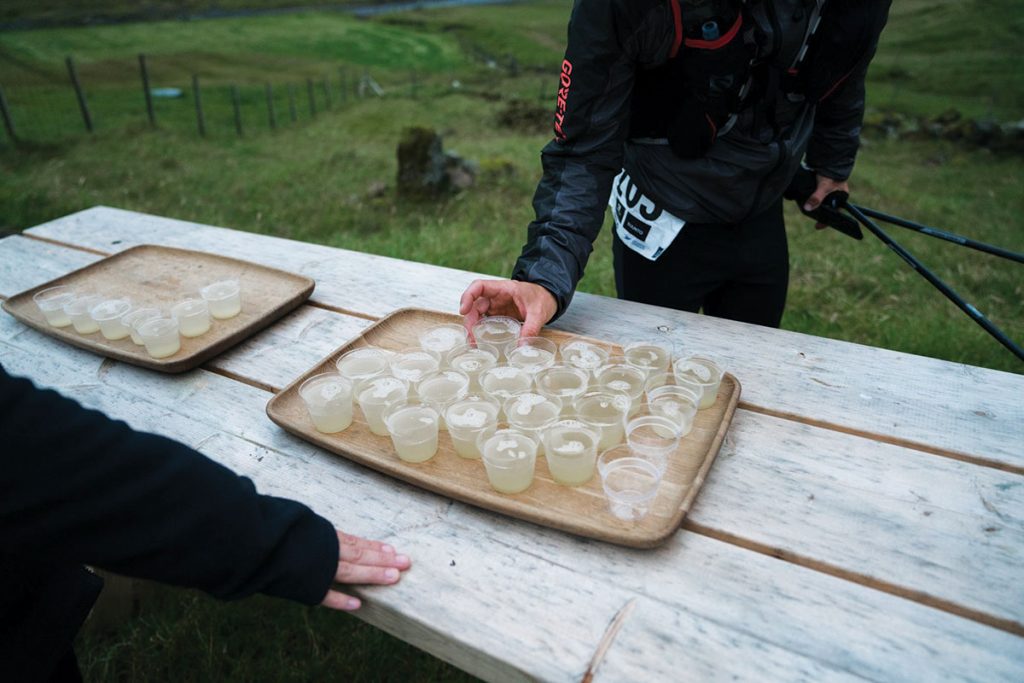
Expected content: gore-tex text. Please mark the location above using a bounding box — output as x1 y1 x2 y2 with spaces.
554 59 572 140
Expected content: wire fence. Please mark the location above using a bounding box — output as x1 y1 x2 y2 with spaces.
0 53 554 147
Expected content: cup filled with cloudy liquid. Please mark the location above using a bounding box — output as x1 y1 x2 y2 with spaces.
471 316 522 360
594 363 647 417
64 294 104 334
445 396 500 459
478 366 533 417
535 364 590 415
479 428 538 494
623 339 674 378
674 355 724 409
575 391 630 451
415 370 469 430
200 279 242 320
503 392 562 455
559 338 612 377
355 375 408 435
506 337 558 375
32 286 76 328
384 401 440 463
389 348 441 386
418 323 469 358
90 298 133 341
336 347 393 385
542 419 600 486
123 307 162 345
137 317 181 359
597 445 663 521
445 343 498 392
299 373 354 434
171 298 211 338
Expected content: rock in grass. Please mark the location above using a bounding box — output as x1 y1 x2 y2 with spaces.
396 127 476 199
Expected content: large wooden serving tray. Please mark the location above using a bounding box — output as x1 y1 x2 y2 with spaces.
267 308 740 548
2 244 315 373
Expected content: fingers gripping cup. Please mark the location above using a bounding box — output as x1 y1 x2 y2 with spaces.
415 370 470 430
445 397 500 459
384 402 440 463
543 420 600 486
597 446 663 521
200 279 242 320
674 355 724 409
64 294 103 334
480 428 538 494
137 317 181 359
90 299 133 340
171 298 211 338
299 373 354 434
33 286 76 327
471 316 522 360
356 376 408 436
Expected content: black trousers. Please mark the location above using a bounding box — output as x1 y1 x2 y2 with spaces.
613 198 789 328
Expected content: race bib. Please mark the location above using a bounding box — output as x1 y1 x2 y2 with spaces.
609 170 685 261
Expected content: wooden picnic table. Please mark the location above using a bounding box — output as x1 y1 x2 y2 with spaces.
2 206 1022 682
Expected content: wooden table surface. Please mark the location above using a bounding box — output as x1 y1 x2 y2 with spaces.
2 206 1022 682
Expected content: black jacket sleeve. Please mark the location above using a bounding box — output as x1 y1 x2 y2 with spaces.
0 365 338 606
511 0 670 321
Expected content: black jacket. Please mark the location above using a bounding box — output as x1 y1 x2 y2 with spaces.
0 365 338 680
512 0 891 319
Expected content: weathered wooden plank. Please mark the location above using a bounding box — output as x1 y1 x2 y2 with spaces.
3 324 1023 682
21 207 1024 470
0 234 101 294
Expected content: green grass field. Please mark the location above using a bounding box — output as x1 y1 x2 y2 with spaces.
1 0 1023 679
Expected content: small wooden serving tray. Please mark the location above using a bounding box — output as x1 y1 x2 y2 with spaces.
2 244 315 373
267 308 740 548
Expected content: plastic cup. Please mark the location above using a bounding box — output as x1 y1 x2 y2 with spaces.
503 392 562 455
445 397 500 459
137 317 181 359
418 323 469 357
445 343 498 391
384 402 440 463
595 363 647 416
623 339 674 377
625 414 681 472
200 279 242 319
171 298 211 338
559 338 612 376
471 316 522 359
389 348 441 386
336 347 393 384
597 446 663 520
123 307 162 345
479 428 537 494
674 355 724 409
542 419 600 486
415 370 470 430
64 294 103 334
535 364 590 415
506 336 558 374
479 366 533 416
33 286 76 327
646 387 699 437
299 373 353 434
575 391 630 451
355 376 408 435
90 298 133 340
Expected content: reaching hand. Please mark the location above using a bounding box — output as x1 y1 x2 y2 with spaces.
320 531 411 611
803 174 850 230
459 279 558 338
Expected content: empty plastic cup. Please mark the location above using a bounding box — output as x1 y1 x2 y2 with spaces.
33 286 76 327
123 307 162 345
480 428 538 494
356 376 408 435
299 373 354 434
64 294 103 334
674 355 724 409
506 336 558 374
336 347 393 384
171 298 211 338
90 298 133 341
542 420 600 486
200 279 242 319
625 414 681 472
598 448 663 521
384 402 440 463
418 323 469 357
646 386 699 437
415 370 470 430
445 397 500 459
137 317 181 359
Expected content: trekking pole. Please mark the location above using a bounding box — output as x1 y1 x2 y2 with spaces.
843 203 1024 362
850 204 1024 264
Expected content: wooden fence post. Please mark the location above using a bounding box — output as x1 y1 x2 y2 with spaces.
65 56 93 133
287 83 297 122
265 83 276 130
138 53 155 128
306 78 316 117
192 75 206 137
231 85 243 136
322 77 331 110
0 86 17 143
